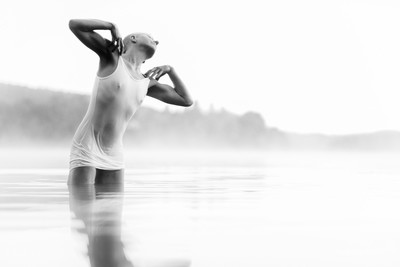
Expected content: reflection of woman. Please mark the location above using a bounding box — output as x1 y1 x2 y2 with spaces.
67 19 193 184
68 184 133 267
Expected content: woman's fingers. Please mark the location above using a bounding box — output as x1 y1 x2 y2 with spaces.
145 69 154 78
147 67 157 74
148 68 160 79
154 69 162 77
120 39 125 54
157 69 166 80
147 71 155 79
145 66 169 80
145 71 155 78
118 38 123 55
152 71 161 79
156 67 168 79
157 71 167 79
109 37 123 54
111 38 118 53
111 43 117 52
155 71 163 80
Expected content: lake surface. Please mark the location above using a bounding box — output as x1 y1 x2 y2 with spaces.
1 149 400 267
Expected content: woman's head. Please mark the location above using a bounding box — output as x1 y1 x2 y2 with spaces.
123 33 158 60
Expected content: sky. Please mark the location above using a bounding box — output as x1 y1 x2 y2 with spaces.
1 0 400 134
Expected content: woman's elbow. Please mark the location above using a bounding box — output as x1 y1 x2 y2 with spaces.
183 99 193 107
68 19 79 31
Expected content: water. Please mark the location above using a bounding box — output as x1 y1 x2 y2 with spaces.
1 150 400 267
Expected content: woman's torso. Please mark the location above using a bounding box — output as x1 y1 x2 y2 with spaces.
73 57 150 153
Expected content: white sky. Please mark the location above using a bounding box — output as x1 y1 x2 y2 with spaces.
1 0 400 134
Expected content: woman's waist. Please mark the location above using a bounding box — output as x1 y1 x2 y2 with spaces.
73 120 126 153
92 123 125 149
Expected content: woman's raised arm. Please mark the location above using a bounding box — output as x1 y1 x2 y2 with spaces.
146 65 193 107
68 19 124 57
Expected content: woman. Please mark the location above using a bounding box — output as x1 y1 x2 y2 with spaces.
67 19 193 185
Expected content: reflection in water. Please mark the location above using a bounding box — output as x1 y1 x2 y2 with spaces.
68 184 133 267
3 151 400 267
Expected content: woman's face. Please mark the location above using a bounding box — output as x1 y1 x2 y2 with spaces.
128 33 158 59
134 33 158 50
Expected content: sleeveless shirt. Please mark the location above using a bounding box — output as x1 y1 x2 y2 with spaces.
70 57 150 170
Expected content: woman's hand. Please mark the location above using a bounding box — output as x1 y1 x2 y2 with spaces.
145 65 172 80
146 65 193 107
110 23 124 55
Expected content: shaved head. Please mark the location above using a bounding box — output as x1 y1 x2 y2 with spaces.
123 33 158 60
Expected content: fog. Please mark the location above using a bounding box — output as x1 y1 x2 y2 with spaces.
2 83 400 156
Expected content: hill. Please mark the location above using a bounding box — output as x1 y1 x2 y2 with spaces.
0 83 284 149
1 83 400 151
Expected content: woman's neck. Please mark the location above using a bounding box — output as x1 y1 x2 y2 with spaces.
121 51 146 72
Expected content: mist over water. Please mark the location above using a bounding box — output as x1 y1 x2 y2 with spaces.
1 149 400 266
3 84 400 152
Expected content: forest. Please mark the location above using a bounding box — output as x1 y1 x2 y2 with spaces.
1 83 400 151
